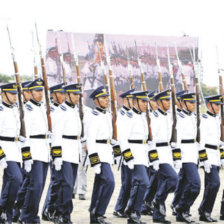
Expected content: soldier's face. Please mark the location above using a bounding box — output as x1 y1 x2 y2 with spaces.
149 100 158 111
176 100 182 110
23 91 31 102
208 103 220 114
95 96 109 109
185 101 196 112
134 99 148 112
32 90 43 102
67 93 80 105
157 99 170 111
52 92 65 104
3 92 17 104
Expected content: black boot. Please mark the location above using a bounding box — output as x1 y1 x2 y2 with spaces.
12 202 21 223
153 200 166 216
200 212 217 222
127 212 147 224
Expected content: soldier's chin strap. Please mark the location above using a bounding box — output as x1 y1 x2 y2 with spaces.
127 98 131 109
22 92 27 103
96 98 106 109
159 99 166 112
210 103 216 115
54 92 60 104
30 90 38 103
4 92 13 105
136 99 142 112
68 92 75 105
183 101 190 112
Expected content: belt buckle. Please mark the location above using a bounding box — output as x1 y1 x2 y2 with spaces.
78 136 80 140
194 139 196 143
107 139 110 144
15 137 19 141
45 135 48 139
218 146 220 150
143 140 147 144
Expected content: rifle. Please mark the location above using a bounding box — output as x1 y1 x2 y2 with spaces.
31 31 38 80
35 23 52 132
71 34 84 137
155 43 163 92
104 38 118 141
126 47 134 89
7 26 26 137
167 46 177 143
174 43 188 90
57 31 67 83
135 41 153 141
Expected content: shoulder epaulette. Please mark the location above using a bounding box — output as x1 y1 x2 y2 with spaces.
92 109 99 116
25 104 33 111
178 112 185 118
202 113 208 119
120 109 125 116
0 106 3 111
126 111 133 118
50 106 55 112
153 110 159 117
60 105 67 111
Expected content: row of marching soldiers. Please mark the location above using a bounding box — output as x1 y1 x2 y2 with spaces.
0 78 224 224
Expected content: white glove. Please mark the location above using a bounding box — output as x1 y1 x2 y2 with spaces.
174 160 182 173
47 131 53 139
94 163 101 174
127 159 134 170
152 160 160 171
203 160 211 173
24 159 33 173
171 142 177 148
111 139 118 146
54 158 63 171
0 158 7 170
19 136 26 143
220 141 224 148
221 159 224 168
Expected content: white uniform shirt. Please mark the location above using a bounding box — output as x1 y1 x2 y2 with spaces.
0 102 22 163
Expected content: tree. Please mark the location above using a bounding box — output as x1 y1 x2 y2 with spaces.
0 74 13 84
201 83 218 96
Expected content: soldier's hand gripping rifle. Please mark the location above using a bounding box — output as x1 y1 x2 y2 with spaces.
35 23 52 132
155 43 164 92
135 41 153 141
175 43 188 90
127 47 134 89
167 46 177 144
7 26 26 137
71 34 84 137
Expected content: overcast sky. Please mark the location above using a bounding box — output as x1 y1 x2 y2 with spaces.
0 0 224 87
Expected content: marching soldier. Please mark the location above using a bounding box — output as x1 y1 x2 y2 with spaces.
124 90 151 224
20 78 50 224
87 86 115 224
51 83 82 224
174 93 207 223
0 83 23 223
150 90 178 224
198 95 223 222
12 81 32 222
113 88 135 218
42 83 65 222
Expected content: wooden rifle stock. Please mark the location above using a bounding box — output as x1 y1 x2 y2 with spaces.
181 73 188 90
34 65 38 80
158 72 164 92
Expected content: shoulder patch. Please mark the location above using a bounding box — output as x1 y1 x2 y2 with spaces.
92 110 99 116
0 106 3 111
120 109 125 116
50 106 55 112
126 111 133 118
25 104 33 111
153 110 159 117
178 112 185 118
202 113 208 119
60 105 67 111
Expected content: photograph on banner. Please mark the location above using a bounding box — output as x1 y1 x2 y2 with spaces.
46 31 198 107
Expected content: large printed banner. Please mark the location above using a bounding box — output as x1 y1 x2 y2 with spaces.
46 31 198 107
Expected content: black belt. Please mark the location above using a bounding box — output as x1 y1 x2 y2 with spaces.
62 135 80 140
30 135 48 139
181 139 195 144
128 140 148 144
96 139 111 144
0 136 19 142
156 142 169 147
205 144 219 150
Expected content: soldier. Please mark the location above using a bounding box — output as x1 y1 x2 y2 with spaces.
87 86 115 224
174 93 208 223
12 81 32 222
51 83 82 224
150 89 178 224
123 90 151 224
20 78 50 224
0 83 23 223
42 83 65 222
113 88 135 218
198 95 223 222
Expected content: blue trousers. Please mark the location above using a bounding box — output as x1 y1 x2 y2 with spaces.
20 161 48 223
172 168 184 207
114 164 133 213
199 165 220 213
126 165 150 217
153 164 178 220
55 162 78 220
90 163 115 218
177 163 200 212
0 161 23 223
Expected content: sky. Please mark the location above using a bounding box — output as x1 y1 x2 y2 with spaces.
0 0 224 87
